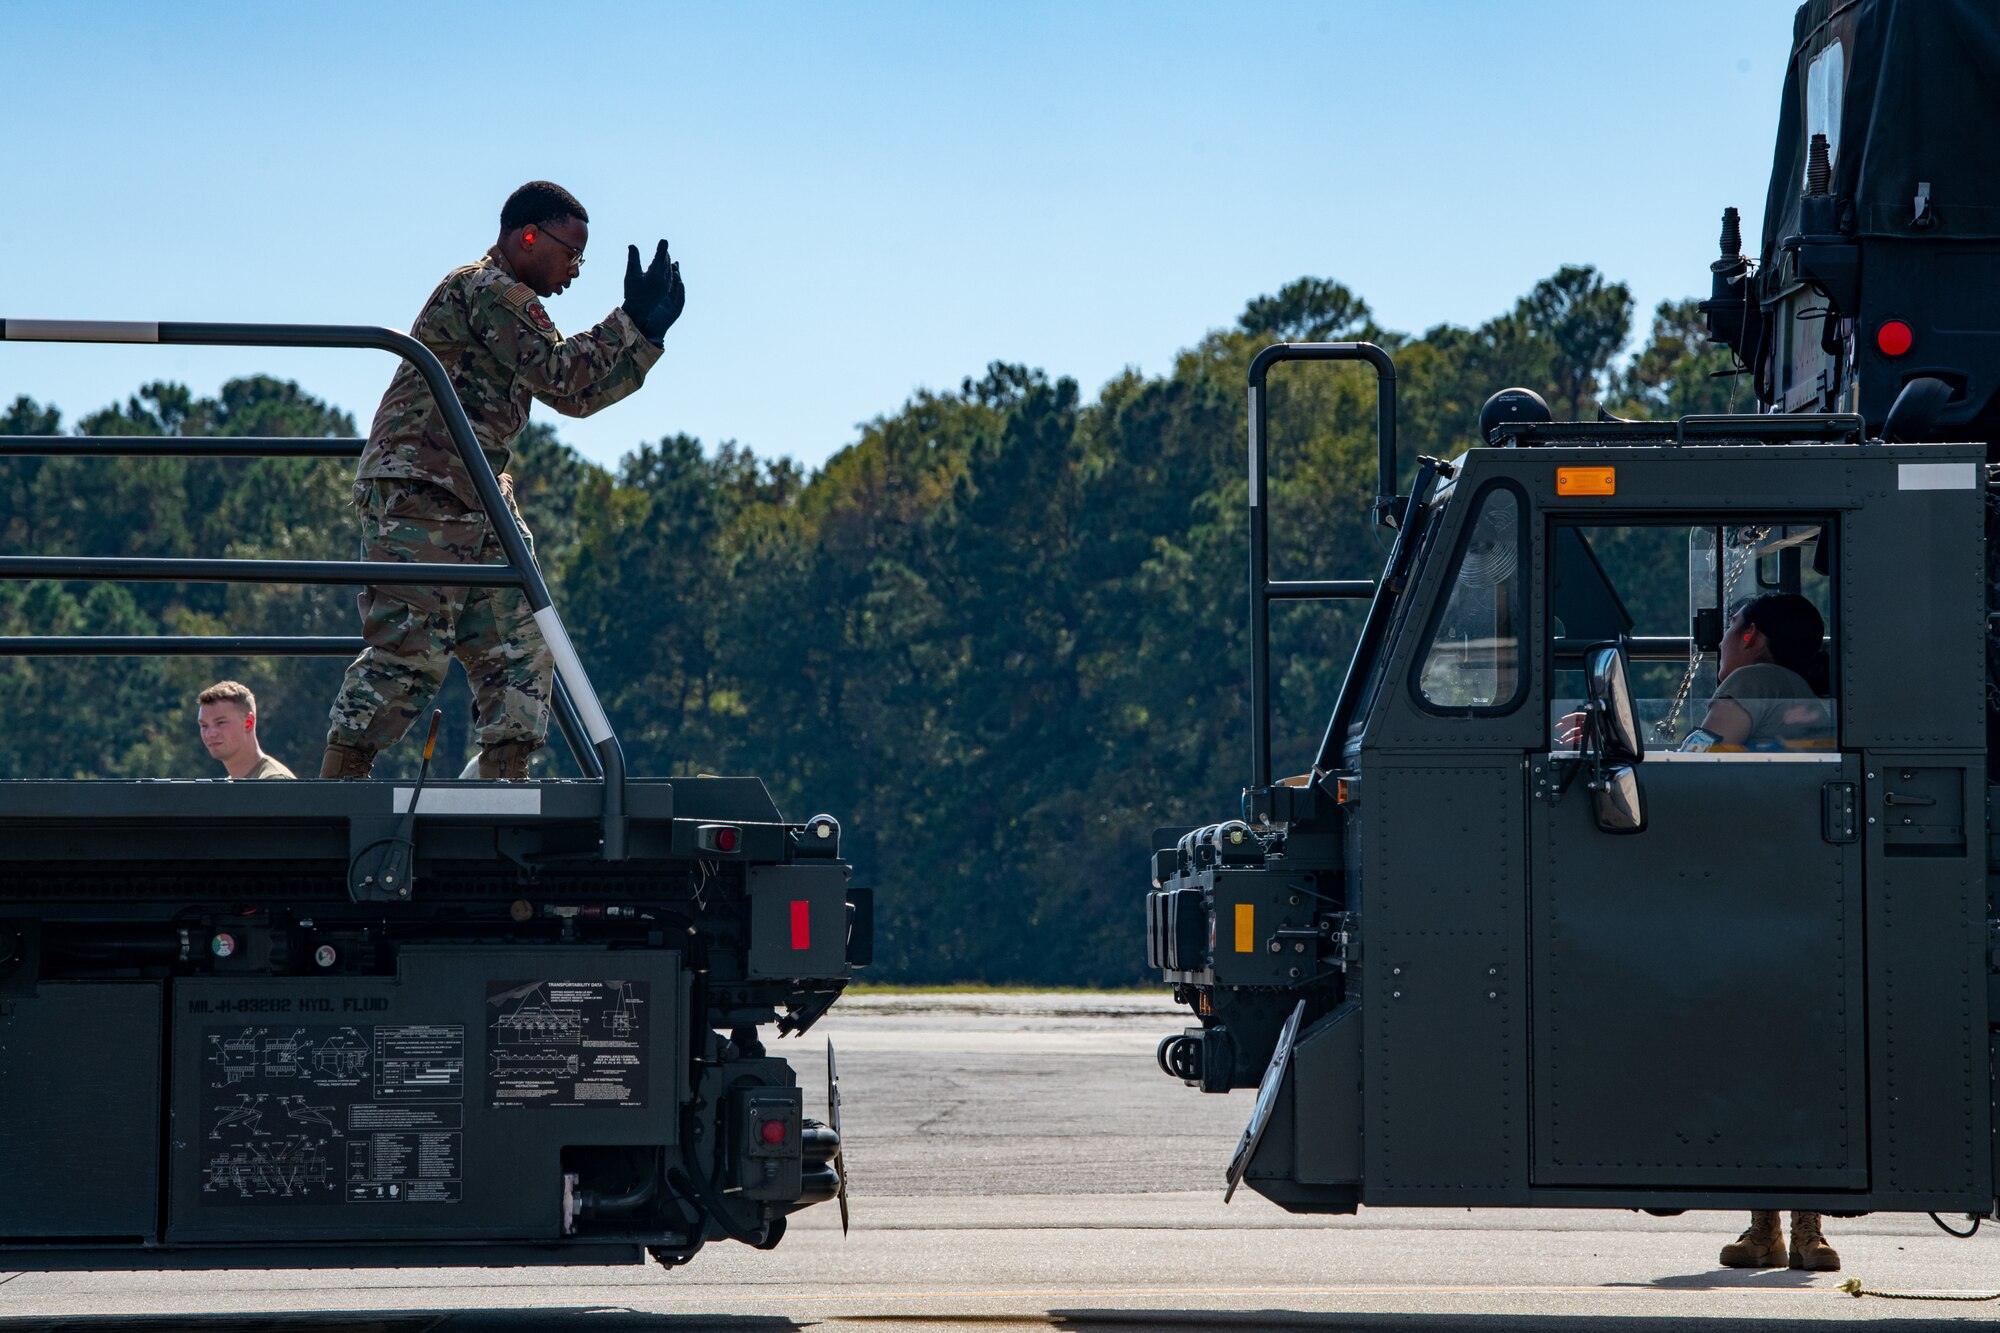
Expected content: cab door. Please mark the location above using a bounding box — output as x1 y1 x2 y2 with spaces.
1527 520 1866 1191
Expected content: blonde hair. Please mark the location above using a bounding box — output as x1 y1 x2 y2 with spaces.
197 680 257 714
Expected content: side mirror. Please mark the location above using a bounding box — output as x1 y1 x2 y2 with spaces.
1591 764 1649 835
1584 644 1644 763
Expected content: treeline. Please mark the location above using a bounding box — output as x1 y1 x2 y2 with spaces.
0 267 1736 983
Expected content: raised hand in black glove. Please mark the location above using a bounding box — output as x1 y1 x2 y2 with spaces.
656 257 685 338
621 240 683 343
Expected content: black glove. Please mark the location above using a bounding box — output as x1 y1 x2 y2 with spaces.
622 240 684 342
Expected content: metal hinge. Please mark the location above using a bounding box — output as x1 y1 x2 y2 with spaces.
1822 781 1858 844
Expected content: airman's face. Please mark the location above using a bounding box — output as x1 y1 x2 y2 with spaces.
198 701 253 763
517 216 587 298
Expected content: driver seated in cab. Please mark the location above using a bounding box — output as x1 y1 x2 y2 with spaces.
1681 593 1832 751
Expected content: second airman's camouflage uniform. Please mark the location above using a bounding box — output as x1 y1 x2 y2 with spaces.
326 248 663 756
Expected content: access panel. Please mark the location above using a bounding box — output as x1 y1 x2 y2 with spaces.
0 982 162 1237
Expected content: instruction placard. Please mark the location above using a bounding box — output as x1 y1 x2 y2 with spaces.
486 980 648 1109
199 1023 463 1207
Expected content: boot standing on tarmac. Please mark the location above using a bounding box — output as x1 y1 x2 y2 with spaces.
1719 1209 1840 1272
321 180 685 781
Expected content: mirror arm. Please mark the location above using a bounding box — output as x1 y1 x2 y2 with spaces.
1549 700 1604 807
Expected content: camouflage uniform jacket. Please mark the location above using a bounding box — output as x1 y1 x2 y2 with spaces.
357 248 664 508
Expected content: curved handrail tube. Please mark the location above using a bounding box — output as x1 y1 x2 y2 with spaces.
0 635 365 656
0 436 364 458
1247 340 1398 516
0 318 627 852
1244 342 1399 799
0 556 524 586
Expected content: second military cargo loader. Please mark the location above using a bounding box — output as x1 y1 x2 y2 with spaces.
1146 0 2000 1228
0 317 867 1270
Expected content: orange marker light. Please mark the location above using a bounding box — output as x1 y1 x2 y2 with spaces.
1234 903 1255 953
1556 467 1616 496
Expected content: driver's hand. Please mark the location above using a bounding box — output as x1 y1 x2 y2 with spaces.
1553 710 1587 747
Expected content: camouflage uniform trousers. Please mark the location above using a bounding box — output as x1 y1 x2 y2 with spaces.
326 478 553 753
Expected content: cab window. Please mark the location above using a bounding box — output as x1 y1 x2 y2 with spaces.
1415 486 1524 713
1551 521 1836 752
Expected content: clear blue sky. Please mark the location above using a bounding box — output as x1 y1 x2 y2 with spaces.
3 1 1798 472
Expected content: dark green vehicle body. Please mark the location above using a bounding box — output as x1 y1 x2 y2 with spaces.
1154 436 1989 1216
1147 0 2000 1221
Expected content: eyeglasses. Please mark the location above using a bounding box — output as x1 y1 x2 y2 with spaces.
532 228 585 268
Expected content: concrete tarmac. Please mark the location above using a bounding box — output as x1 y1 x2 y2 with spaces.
3 993 1997 1330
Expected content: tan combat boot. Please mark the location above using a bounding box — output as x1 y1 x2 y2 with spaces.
475 740 535 781
1789 1211 1840 1271
1719 1210 1786 1268
319 742 376 780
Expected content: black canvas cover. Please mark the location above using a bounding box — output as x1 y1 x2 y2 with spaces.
1761 0 2000 292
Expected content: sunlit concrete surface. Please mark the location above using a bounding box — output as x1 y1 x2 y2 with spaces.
2 993 1995 1330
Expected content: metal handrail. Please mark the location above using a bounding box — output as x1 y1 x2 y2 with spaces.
0 634 603 778
0 435 364 457
0 556 525 585
1244 343 1397 801
0 636 365 656
0 319 627 851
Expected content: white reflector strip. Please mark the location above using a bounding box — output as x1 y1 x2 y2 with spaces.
393 787 542 815
4 319 161 343
1898 461 1977 490
1247 387 1263 507
533 606 615 744
1644 752 1840 764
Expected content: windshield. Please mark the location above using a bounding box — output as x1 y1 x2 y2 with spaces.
1415 486 1524 712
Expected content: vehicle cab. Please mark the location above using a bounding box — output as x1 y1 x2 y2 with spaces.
1151 408 1993 1219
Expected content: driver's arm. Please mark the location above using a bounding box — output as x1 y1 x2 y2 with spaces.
1691 698 1753 747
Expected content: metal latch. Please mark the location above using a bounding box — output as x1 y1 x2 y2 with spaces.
1328 912 1360 970
1821 781 1858 844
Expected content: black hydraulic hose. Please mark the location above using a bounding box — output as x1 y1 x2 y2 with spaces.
1930 1212 1981 1239
663 1166 712 1240
675 1101 767 1246
44 926 180 963
576 1163 661 1215
678 941 771 1248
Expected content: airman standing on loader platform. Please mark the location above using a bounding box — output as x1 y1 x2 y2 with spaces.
320 180 684 781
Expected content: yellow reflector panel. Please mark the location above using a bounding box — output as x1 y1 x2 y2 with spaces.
1234 903 1255 953
1557 466 1615 496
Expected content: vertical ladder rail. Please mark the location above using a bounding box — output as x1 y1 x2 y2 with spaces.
1243 342 1397 820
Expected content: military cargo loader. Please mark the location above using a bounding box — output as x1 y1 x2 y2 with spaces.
0 318 866 1270
1146 0 2000 1232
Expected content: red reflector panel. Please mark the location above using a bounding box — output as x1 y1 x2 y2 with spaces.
1877 320 1913 357
695 823 743 853
760 1118 787 1145
790 899 811 950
